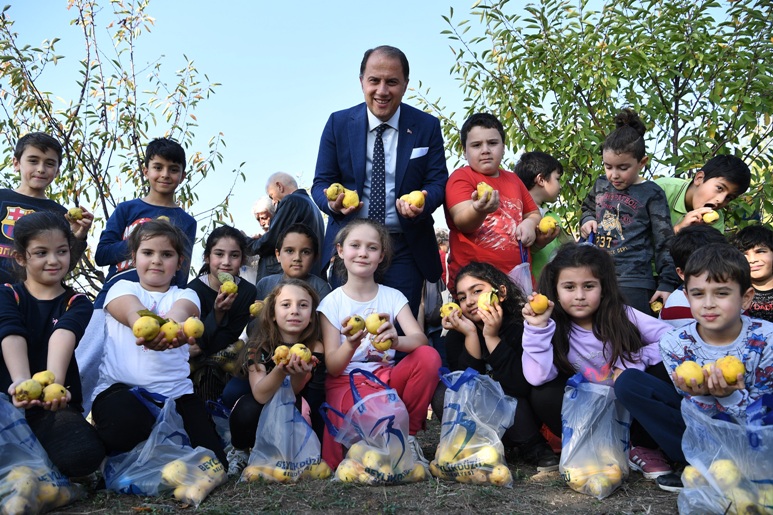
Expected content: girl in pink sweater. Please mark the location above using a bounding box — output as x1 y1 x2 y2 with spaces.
521 243 674 480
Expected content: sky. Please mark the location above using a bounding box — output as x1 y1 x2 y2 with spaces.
6 0 483 243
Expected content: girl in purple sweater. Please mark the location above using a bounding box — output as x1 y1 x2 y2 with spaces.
521 243 675 480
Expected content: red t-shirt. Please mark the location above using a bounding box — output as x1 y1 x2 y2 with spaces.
444 165 539 292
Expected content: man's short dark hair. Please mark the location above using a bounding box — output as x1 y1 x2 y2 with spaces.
697 154 751 195
144 138 186 169
359 46 409 81
460 113 506 150
14 132 63 167
514 151 564 190
670 225 727 270
684 243 751 293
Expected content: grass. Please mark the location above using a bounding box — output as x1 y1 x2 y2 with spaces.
54 418 679 515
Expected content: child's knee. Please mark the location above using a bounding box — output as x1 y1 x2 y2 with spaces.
613 368 647 401
412 345 442 371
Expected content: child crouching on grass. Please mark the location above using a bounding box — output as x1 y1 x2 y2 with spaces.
318 219 441 470
1 211 104 477
90 220 226 468
615 243 773 491
226 279 322 477
522 244 674 480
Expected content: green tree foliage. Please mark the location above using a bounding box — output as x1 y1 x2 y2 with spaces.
0 0 245 293
414 0 772 234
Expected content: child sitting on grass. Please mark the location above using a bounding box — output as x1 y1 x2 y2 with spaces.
615 243 773 491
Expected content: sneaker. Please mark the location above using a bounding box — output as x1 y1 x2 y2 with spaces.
520 441 560 472
407 435 429 467
227 448 249 478
656 472 684 492
628 446 672 479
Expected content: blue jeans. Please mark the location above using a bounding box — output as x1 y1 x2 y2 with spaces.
614 368 685 463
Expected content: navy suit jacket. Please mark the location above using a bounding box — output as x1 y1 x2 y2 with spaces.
311 102 448 282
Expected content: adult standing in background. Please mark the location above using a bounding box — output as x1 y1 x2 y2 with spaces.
311 45 448 315
240 196 275 285
247 172 325 282
252 196 275 235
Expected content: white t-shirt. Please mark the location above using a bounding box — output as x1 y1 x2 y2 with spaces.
94 280 200 400
318 285 408 374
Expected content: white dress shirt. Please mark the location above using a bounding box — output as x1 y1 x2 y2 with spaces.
363 107 400 232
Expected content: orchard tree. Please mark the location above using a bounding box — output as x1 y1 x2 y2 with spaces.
0 0 245 294
414 0 772 233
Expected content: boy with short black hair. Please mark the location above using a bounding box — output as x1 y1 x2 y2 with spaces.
0 132 93 283
732 224 773 322
659 225 727 327
76 137 197 415
615 243 773 491
444 113 540 292
514 151 571 281
94 137 196 303
656 154 751 233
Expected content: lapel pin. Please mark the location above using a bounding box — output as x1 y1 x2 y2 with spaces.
407 128 412 134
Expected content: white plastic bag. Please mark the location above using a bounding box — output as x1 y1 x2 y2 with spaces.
240 376 330 483
431 368 517 487
559 374 631 499
0 396 83 514
507 241 533 295
102 390 225 507
677 396 773 515
322 369 425 484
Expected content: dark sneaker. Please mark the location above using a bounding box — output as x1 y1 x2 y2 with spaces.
521 442 559 472
656 472 684 492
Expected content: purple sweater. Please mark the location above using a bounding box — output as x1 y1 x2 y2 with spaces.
522 307 672 386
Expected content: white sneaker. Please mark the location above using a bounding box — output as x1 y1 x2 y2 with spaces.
227 448 249 478
407 435 429 466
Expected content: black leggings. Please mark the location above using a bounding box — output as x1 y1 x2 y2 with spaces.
92 383 226 466
518 365 672 449
301 353 327 442
230 392 310 450
431 375 566 447
25 405 105 477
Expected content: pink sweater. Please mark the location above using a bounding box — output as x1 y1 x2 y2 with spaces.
522 307 671 386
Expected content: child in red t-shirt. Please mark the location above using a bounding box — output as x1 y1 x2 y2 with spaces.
444 113 540 292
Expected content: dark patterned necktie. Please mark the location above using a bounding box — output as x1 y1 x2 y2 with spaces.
370 123 388 223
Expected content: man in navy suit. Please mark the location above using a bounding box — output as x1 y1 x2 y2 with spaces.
311 45 448 315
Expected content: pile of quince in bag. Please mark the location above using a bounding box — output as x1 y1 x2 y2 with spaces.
242 460 332 483
13 370 67 404
160 455 225 505
1 466 79 514
682 459 773 513
430 430 512 486
335 440 426 484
